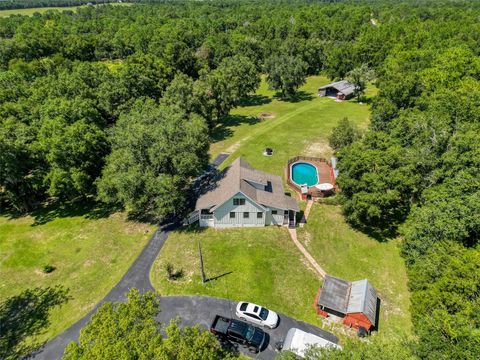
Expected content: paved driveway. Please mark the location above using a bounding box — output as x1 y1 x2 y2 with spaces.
31 225 175 360
157 296 338 360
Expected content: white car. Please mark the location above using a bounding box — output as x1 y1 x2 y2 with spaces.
235 301 279 329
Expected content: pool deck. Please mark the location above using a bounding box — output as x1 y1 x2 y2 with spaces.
286 156 336 199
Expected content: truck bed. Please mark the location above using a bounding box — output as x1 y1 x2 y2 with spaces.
211 315 230 335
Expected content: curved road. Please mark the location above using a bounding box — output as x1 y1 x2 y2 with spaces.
31 223 175 360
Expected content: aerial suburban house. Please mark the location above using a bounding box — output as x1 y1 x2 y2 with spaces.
188 158 299 228
314 275 379 332
317 80 355 100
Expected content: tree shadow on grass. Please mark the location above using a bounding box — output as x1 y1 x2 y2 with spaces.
211 115 260 143
0 286 70 359
237 94 271 107
348 222 395 243
351 94 373 105
30 201 120 227
0 200 119 226
176 224 207 234
274 90 314 103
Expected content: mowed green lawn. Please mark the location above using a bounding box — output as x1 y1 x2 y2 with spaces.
297 204 412 338
151 227 323 327
0 203 155 342
211 76 373 176
0 3 132 17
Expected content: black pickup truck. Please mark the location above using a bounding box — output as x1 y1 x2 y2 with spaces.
210 315 266 353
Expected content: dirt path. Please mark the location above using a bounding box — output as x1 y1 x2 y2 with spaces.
300 200 314 227
288 227 326 279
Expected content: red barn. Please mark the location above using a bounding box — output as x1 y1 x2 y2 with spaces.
315 275 378 332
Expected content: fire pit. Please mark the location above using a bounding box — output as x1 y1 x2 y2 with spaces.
263 148 274 156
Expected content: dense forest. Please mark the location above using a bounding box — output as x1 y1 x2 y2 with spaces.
0 0 129 10
0 1 479 359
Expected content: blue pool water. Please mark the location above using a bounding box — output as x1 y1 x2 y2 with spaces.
291 162 318 186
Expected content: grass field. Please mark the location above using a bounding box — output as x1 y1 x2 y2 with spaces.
152 75 411 340
211 76 374 176
297 204 411 338
0 203 155 342
0 3 132 17
151 226 324 327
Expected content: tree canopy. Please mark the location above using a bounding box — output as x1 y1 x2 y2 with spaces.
63 289 237 360
96 99 209 219
265 54 308 98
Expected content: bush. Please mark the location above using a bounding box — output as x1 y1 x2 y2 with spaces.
42 265 56 274
165 263 183 280
317 195 342 206
328 117 361 152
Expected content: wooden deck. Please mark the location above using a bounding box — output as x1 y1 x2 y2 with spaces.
286 156 336 199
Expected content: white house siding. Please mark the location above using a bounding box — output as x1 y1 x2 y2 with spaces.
265 207 287 226
199 217 214 227
213 192 266 228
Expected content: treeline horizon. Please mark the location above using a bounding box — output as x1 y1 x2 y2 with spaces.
2 0 480 12
0 0 136 11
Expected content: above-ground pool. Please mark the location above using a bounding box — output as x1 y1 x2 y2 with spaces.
291 162 319 187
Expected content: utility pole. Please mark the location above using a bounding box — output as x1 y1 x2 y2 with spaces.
198 240 206 284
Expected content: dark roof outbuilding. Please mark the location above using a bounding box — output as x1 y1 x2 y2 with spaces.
317 275 378 325
318 80 355 97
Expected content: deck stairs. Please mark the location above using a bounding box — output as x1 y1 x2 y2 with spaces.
184 210 199 225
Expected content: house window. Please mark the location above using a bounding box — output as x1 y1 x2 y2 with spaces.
284 210 289 215
272 210 277 215
257 212 263 219
230 212 235 219
233 198 246 206
243 212 249 219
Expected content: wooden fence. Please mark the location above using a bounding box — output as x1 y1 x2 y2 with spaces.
285 156 334 199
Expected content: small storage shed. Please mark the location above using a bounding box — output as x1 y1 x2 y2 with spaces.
318 80 355 100
315 275 378 331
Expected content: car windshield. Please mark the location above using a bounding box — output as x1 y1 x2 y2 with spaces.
259 307 269 320
245 325 255 341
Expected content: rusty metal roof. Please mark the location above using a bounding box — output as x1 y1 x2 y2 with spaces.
317 275 350 314
318 275 378 324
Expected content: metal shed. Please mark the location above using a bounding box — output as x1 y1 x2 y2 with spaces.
315 275 379 331
318 80 355 100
